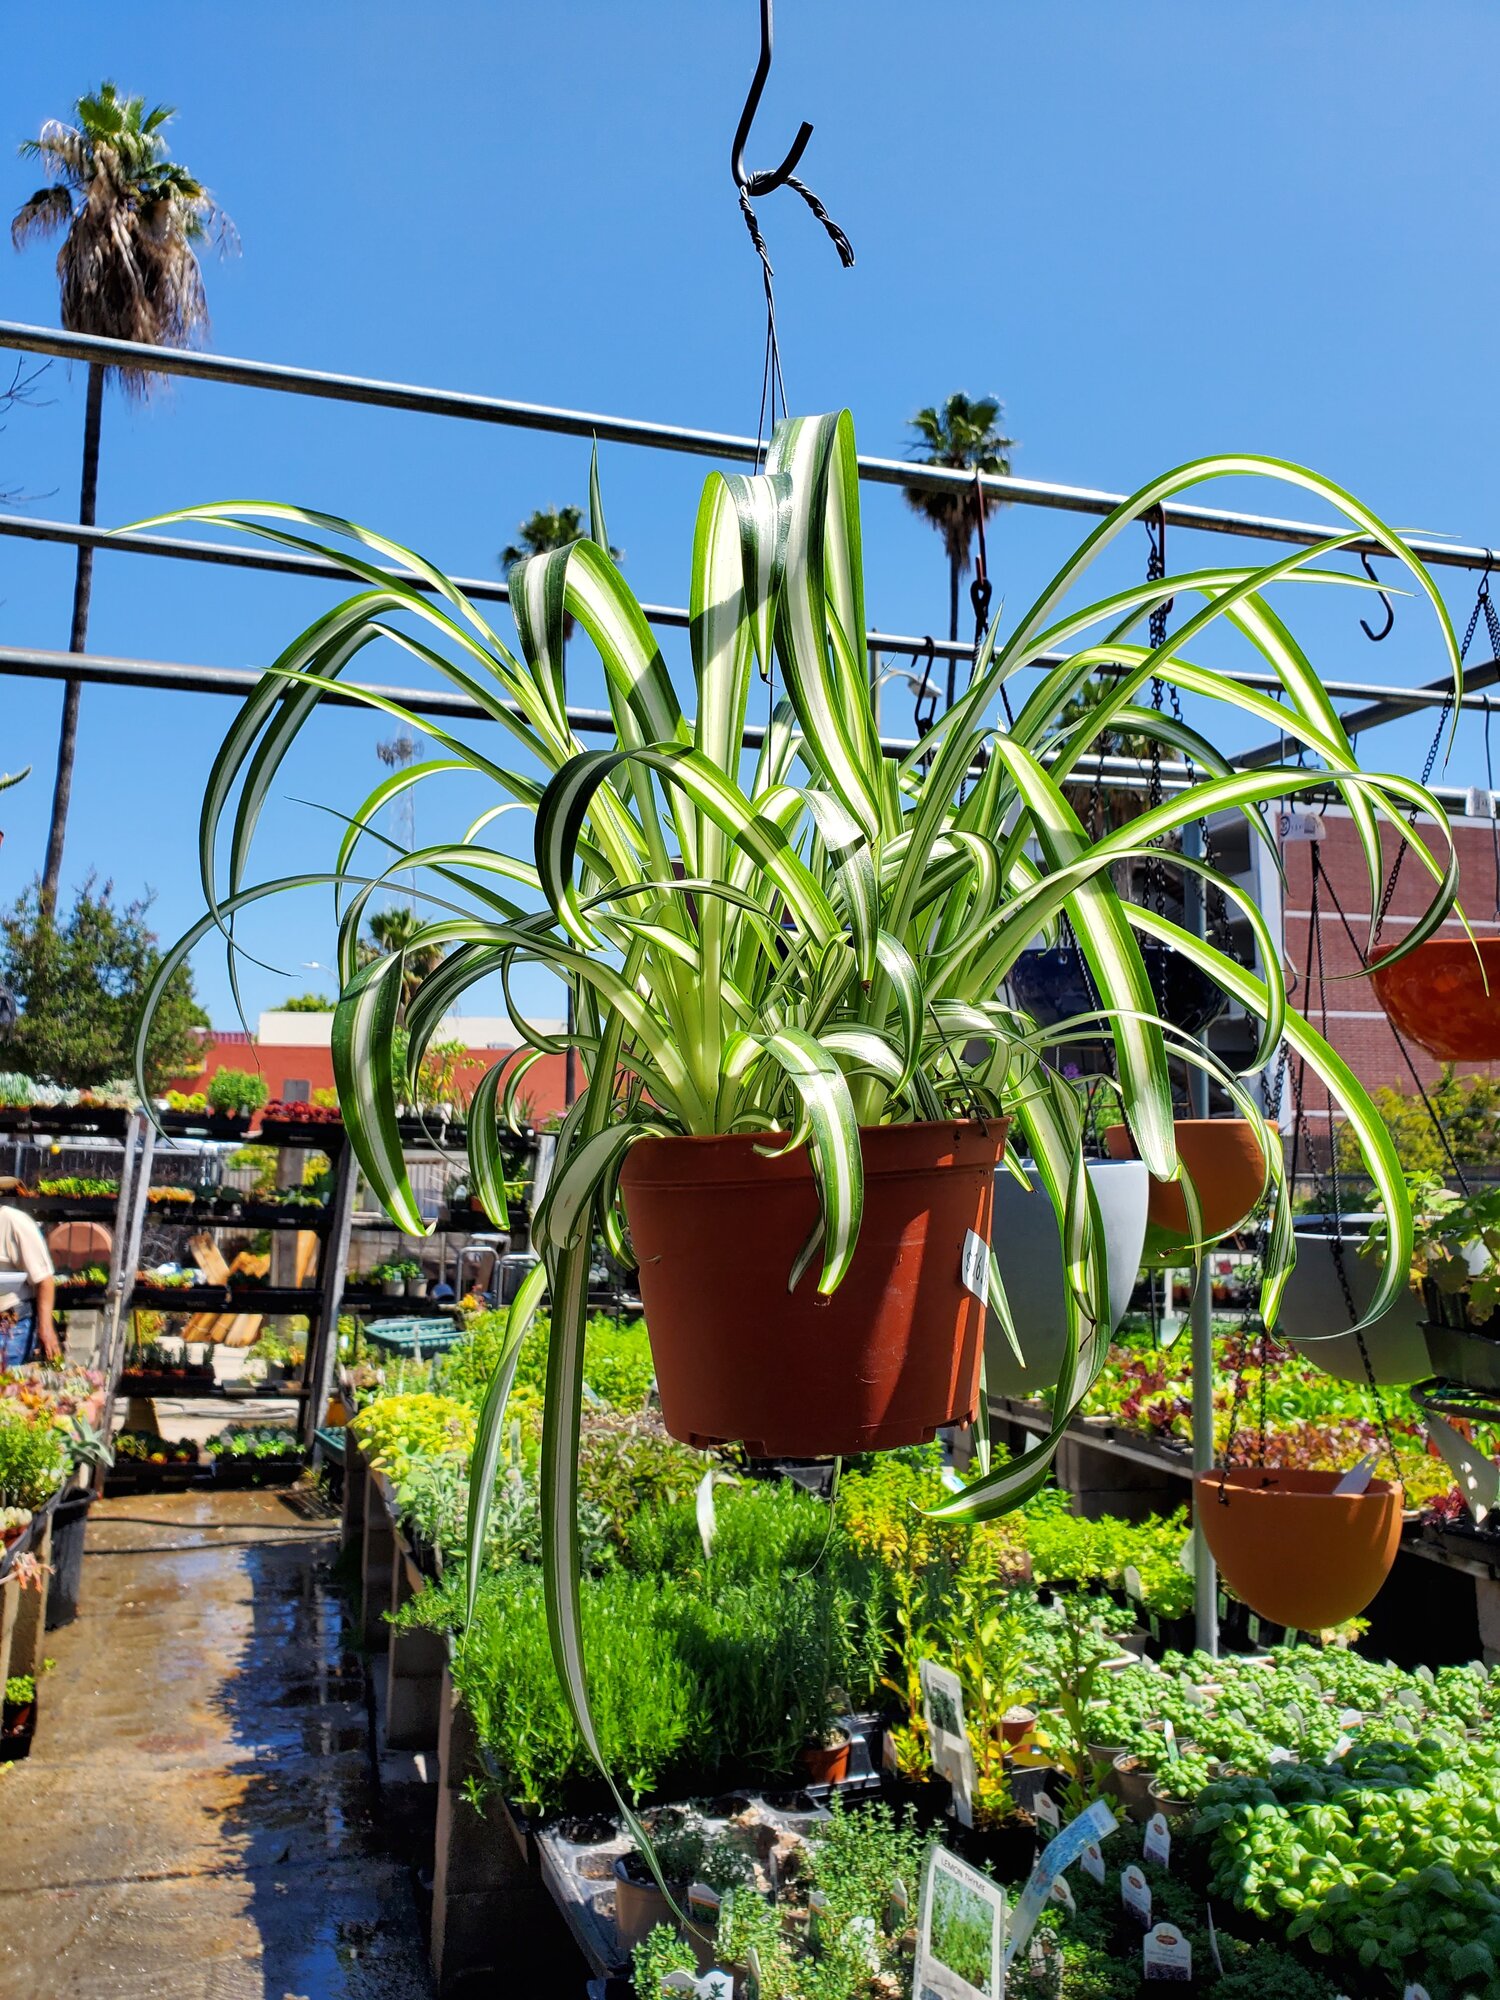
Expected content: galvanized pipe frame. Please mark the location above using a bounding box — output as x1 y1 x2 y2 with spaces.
4 511 1500 729
2 318 1497 573
0 639 1491 811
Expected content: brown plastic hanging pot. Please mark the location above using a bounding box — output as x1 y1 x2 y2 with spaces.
1368 939 1500 1062
618 1118 1008 1457
1194 1467 1403 1631
1103 1119 1273 1266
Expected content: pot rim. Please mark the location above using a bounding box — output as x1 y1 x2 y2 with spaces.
621 1116 1009 1185
1194 1467 1403 1503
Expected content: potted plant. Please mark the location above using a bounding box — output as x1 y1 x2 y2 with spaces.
1 1673 36 1759
141 411 1460 1821
613 1810 706 1954
397 1258 427 1300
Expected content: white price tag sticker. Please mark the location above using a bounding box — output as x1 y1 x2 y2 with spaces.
1277 808 1324 841
961 1229 989 1301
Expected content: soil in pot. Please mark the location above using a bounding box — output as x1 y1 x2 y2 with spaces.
1104 1119 1274 1265
1369 938 1500 1063
1111 1753 1160 1823
1194 1466 1403 1631
619 1118 1008 1457
999 1704 1036 1747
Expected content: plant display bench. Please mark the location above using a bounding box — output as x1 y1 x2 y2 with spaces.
0 1505 54 1759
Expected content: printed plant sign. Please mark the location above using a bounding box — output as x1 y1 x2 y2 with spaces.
919 1658 977 1824
916 1846 1005 2000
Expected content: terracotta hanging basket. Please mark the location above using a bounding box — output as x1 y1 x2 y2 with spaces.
1194 1467 1403 1631
1102 1119 1273 1267
1368 939 1500 1062
619 1118 1008 1457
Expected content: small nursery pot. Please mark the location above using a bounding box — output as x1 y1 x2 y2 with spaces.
799 1730 852 1786
381 1278 405 1298
1369 938 1500 1062
1104 1119 1274 1265
1194 1466 1403 1632
612 1857 674 1954
619 1119 1008 1456
1111 1754 1154 1823
1147 1778 1197 1821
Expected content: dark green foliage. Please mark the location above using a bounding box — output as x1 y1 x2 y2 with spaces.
0 879 206 1089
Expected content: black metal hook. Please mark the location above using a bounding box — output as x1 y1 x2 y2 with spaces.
1358 552 1395 642
731 0 814 195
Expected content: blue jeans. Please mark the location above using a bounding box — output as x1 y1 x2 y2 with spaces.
0 1312 36 1368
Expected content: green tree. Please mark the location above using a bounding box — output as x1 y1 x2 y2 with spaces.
0 879 208 1089
903 392 1015 643
1335 1065 1500 1183
11 82 234 905
278 991 333 1012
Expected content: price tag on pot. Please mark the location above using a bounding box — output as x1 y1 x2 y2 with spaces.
1143 1922 1193 1981
1277 808 1324 842
915 1845 1005 2000
1467 785 1497 820
1333 1453 1376 1496
1081 1840 1106 1885
1003 1798 1117 1969
961 1229 990 1301
1143 1813 1172 1869
1121 1865 1152 1928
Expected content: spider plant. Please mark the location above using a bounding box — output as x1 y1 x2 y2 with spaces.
135 411 1459 1829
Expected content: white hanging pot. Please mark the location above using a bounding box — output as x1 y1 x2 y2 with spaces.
986 1159 1149 1400
1276 1215 1429 1386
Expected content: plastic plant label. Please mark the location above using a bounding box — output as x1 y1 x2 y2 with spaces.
1035 1789 1061 1831
1333 1452 1376 1496
1143 1813 1172 1869
1206 1905 1225 1978
1285 1704 1305 1733
1162 1719 1179 1762
1029 1933 1064 1998
919 1659 975 1827
888 1874 910 1931
743 1947 763 2000
661 1976 697 1994
1404 1987 1434 2000
882 1729 900 1774
1143 1922 1192 1982
1293 1670 1321 1695
1049 1872 1076 1915
1217 1589 1229 1621
1081 1841 1106 1886
1337 1708 1363 1729
1246 1613 1262 1645
1277 808 1324 841
914 1845 1005 2000
1004 1798 1117 1968
1334 1734 1354 1758
696 1974 733 2000
1123 1564 1145 1603
1268 1745 1295 1765
1395 1687 1425 1709
1414 1663 1436 1686
1121 1865 1153 1928
695 1470 717 1559
961 1229 989 1301
1177 1535 1195 1575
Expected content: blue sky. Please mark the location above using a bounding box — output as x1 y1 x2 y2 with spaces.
2 1 1498 1027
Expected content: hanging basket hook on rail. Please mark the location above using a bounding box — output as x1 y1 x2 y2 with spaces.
731 0 855 278
1357 551 1396 642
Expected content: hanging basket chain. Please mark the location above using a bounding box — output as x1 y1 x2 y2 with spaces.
1219 1043 1289 1493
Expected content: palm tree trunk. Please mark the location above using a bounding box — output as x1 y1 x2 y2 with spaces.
43 362 104 909
946 553 962 709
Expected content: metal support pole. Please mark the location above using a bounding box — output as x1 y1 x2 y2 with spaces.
303 1138 358 1450
1181 821 1219 1656
98 1110 156 1449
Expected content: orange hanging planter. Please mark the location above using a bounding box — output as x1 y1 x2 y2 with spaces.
1102 1119 1273 1266
1368 939 1500 1062
1193 1467 1403 1631
619 1118 1008 1458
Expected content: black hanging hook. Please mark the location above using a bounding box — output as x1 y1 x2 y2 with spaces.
731 0 814 195
1358 552 1395 642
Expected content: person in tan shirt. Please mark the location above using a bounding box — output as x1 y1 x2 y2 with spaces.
0 1189 59 1366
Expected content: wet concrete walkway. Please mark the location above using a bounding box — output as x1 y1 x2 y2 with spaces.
0 1488 435 2000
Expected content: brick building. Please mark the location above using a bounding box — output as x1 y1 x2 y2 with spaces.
170 1010 575 1123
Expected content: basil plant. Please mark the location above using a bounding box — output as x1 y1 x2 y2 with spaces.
138 412 1459 1802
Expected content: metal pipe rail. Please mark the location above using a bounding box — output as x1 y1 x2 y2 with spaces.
4 511 1500 723
3 320 1496 573
0 641 1484 810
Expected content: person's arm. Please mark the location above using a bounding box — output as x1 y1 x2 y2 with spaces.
33 1273 59 1361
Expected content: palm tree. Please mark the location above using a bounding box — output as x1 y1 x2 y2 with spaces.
11 82 233 907
904 393 1016 644
501 504 622 641
359 905 444 1021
